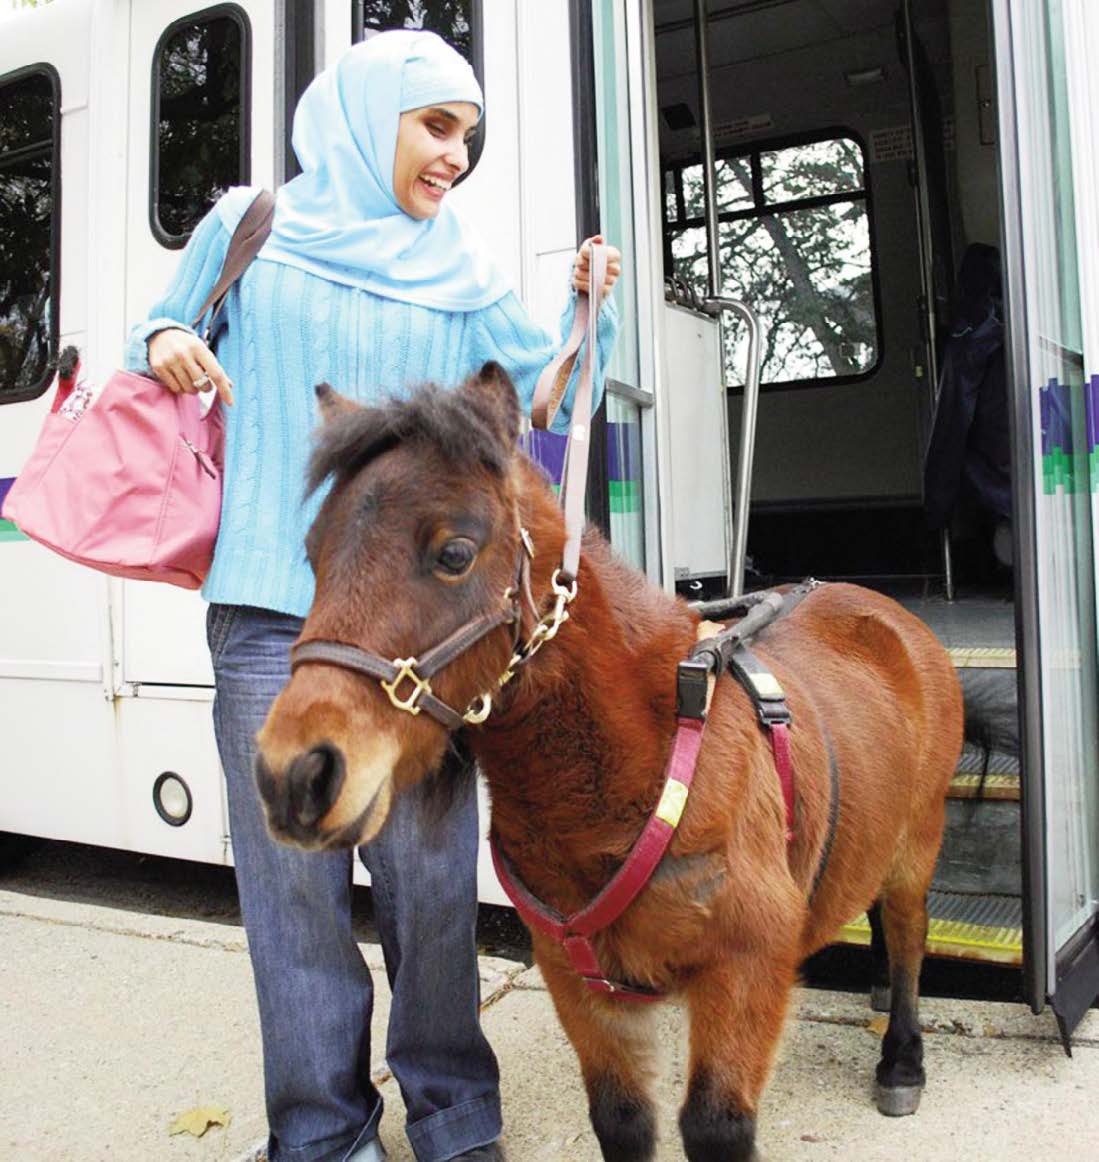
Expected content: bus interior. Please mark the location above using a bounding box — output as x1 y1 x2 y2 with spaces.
653 0 1021 966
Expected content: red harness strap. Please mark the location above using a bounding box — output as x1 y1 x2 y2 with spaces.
490 716 706 1001
491 710 797 1002
771 722 796 843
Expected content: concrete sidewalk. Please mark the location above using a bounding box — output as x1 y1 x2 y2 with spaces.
2 887 1096 1161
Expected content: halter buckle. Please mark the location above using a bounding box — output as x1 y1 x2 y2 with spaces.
462 693 493 725
381 658 431 716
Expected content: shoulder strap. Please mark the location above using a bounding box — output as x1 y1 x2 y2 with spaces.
190 189 277 337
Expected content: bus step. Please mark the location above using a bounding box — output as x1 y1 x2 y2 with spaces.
949 742 1020 801
837 890 1022 966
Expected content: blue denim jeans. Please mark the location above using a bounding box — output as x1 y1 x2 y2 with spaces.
207 604 501 1162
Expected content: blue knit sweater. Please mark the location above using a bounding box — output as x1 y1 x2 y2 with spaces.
126 187 618 618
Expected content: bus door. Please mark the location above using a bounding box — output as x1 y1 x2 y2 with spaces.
121 0 276 690
995 0 1099 1043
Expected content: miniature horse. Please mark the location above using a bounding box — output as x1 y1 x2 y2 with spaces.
255 363 963 1162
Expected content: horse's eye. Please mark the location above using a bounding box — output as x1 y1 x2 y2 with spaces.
435 537 478 577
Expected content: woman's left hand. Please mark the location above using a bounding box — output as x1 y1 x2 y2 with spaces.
572 235 622 297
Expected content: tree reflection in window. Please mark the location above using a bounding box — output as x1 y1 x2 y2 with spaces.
664 135 879 388
154 11 248 244
355 0 473 60
0 69 57 401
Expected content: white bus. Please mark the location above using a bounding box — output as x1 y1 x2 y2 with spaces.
3 0 1099 1045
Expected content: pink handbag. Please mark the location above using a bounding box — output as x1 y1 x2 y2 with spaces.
2 191 274 589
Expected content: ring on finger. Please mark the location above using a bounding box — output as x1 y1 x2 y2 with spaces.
192 373 212 389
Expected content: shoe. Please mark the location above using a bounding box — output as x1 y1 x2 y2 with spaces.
451 1146 505 1161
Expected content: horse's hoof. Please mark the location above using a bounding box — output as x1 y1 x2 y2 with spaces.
870 984 892 1013
875 1082 922 1117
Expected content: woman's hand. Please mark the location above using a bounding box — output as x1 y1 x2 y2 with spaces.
572 235 622 297
147 328 234 406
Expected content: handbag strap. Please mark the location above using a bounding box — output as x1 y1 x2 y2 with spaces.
189 189 277 339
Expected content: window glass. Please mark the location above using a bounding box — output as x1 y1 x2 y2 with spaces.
0 69 58 401
760 138 863 203
664 133 878 387
153 9 249 245
355 1 474 62
678 161 752 218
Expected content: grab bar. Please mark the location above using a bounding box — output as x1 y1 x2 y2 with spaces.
703 298 762 598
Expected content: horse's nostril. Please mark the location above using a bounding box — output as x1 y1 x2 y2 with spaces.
287 743 346 829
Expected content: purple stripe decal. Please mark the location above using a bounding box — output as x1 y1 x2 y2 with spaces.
1040 378 1073 457
0 477 14 510
523 430 567 487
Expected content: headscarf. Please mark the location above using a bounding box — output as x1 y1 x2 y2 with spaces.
257 30 511 312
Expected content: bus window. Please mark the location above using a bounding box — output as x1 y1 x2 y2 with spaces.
0 66 59 404
352 1 475 61
664 132 880 389
151 5 251 247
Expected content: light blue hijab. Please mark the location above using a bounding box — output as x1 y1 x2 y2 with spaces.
259 30 511 312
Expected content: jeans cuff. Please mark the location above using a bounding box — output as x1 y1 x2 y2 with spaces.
270 1100 383 1162
405 1094 502 1162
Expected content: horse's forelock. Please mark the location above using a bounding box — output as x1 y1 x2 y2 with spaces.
307 383 514 499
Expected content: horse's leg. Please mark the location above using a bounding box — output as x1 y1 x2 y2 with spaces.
867 900 892 1012
537 951 658 1162
678 953 797 1162
874 862 936 1116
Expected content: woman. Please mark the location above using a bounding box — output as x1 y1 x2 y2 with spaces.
126 30 620 1162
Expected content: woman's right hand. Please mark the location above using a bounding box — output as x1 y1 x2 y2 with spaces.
148 328 234 406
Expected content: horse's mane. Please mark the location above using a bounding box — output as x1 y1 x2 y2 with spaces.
308 381 512 496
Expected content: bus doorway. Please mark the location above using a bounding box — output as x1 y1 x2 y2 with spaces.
650 0 1099 1041
654 0 1023 971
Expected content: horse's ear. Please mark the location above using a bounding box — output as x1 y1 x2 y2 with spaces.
315 383 362 425
469 361 521 448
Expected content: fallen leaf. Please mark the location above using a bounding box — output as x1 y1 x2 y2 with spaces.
866 1015 889 1037
168 1106 232 1138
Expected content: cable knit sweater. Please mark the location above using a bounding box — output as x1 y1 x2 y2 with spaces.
126 187 618 618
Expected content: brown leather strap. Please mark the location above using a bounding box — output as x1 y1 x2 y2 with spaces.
530 244 608 582
190 189 277 338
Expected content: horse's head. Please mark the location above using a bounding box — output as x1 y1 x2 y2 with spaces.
255 362 533 849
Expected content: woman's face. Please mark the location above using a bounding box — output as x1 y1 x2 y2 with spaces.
392 101 479 220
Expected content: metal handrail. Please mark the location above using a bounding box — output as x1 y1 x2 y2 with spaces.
703 298 763 598
693 0 763 599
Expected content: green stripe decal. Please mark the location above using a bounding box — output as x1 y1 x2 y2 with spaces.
0 518 27 542
609 480 639 514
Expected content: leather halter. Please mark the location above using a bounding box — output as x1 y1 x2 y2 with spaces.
291 538 531 729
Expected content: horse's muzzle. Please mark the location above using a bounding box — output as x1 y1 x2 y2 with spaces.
255 742 348 847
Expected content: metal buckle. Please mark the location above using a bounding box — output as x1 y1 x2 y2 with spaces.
676 659 711 721
381 658 430 716
462 693 493 725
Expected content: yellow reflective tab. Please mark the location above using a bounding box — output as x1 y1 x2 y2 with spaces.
656 779 689 828
749 671 784 698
